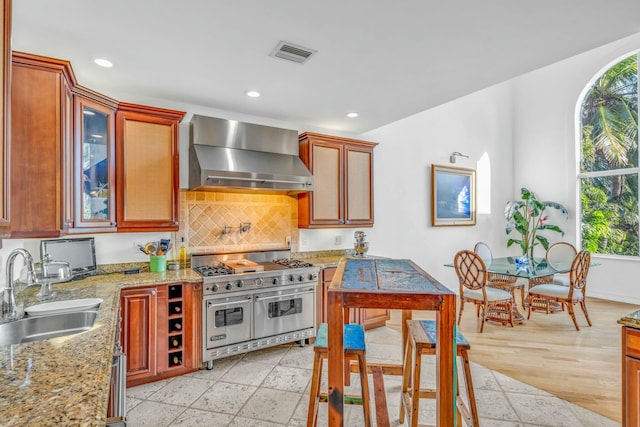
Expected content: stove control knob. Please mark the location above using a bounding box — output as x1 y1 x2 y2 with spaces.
211 284 219 292
254 278 263 287
272 277 279 285
236 280 244 288
308 273 318 281
225 282 233 291
288 274 295 282
298 275 304 282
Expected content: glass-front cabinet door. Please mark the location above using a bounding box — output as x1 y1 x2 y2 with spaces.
73 96 116 231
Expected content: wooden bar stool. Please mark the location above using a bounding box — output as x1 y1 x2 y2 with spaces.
400 320 479 427
307 322 372 427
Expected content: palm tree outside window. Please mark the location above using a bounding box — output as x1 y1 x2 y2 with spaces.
578 54 638 256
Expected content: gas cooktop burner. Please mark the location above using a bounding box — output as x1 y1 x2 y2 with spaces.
272 259 314 268
194 265 233 277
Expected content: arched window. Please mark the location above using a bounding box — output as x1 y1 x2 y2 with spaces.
578 54 638 256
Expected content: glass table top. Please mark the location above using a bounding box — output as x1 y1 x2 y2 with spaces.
445 256 573 279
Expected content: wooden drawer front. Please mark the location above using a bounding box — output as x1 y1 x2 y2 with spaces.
626 327 640 359
625 356 640 426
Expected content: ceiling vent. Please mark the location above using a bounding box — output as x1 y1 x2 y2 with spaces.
270 41 317 65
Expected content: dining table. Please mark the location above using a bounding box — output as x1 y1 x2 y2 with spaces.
445 255 584 318
327 257 457 426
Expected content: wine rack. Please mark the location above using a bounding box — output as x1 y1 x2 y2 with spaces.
167 284 184 368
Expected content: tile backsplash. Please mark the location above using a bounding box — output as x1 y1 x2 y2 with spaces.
179 190 299 254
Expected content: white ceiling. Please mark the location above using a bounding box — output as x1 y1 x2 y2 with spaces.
12 0 640 134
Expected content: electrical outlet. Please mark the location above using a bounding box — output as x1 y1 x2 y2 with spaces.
334 235 342 245
286 236 291 248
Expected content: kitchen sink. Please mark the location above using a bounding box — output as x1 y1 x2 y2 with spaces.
0 310 98 346
25 298 103 316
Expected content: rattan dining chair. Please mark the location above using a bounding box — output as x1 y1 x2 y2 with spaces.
473 242 525 306
527 250 592 331
455 250 514 333
546 242 577 286
528 242 577 312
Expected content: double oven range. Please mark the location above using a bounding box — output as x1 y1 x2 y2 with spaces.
192 249 319 369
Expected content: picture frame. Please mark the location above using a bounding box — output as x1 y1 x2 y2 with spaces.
431 164 476 226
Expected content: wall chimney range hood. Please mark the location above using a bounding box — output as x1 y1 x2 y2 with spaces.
189 115 313 194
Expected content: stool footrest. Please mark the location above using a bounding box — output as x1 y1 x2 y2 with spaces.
318 393 364 405
349 361 403 376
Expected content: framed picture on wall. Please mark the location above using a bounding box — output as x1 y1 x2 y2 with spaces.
431 164 476 226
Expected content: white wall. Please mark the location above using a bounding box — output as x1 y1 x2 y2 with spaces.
356 81 516 292
512 31 640 304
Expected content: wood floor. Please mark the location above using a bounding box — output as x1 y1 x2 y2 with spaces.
386 297 635 423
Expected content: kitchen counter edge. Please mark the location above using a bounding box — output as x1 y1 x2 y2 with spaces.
619 308 640 328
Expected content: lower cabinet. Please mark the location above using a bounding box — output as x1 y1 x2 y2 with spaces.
318 267 389 330
120 286 157 384
623 326 640 426
121 282 202 387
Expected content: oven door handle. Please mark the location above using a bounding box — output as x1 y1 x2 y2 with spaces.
206 296 252 308
254 289 314 302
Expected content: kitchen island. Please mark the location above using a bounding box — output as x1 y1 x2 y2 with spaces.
326 257 457 426
619 309 640 426
0 269 202 426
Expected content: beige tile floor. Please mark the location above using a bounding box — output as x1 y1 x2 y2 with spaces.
126 327 619 426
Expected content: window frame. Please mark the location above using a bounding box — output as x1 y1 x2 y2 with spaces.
577 53 640 258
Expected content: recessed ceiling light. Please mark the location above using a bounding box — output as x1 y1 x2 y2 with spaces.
346 112 359 118
94 58 113 68
245 90 261 98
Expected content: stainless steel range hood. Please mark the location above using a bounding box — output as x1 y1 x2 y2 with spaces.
189 115 313 194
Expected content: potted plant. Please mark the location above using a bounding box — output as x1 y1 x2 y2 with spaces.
505 188 569 261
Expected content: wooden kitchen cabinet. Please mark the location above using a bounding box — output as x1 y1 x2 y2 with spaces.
156 283 202 376
298 132 377 228
5 51 185 237
8 52 75 237
318 267 389 330
0 0 10 235
121 283 201 387
70 89 118 232
115 103 185 232
622 326 640 426
121 286 158 386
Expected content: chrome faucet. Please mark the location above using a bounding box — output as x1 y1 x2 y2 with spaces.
3 248 37 321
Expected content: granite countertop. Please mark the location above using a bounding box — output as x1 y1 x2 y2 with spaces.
0 251 372 425
293 250 383 269
618 309 640 328
0 268 202 427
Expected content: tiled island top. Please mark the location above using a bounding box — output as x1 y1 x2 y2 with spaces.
0 269 203 427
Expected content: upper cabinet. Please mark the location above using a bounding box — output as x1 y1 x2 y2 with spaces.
115 104 184 232
298 132 377 228
5 51 185 237
8 52 75 237
70 88 118 233
0 0 10 235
